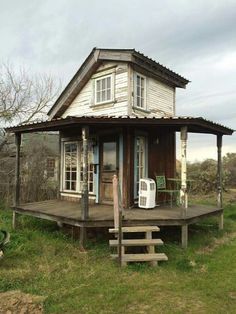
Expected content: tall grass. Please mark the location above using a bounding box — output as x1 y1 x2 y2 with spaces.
0 196 236 313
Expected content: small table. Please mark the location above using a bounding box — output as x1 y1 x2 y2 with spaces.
167 178 194 187
167 178 195 204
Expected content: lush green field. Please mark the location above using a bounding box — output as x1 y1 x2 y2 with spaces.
1 196 236 314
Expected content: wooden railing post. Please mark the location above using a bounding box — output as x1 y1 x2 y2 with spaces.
13 132 21 229
217 134 223 230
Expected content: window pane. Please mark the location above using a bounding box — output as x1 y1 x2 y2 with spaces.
137 86 140 97
137 97 140 107
97 91 100 103
65 144 71 152
72 172 76 180
107 88 111 100
95 76 112 104
97 80 101 92
137 76 140 86
103 142 116 171
102 90 106 102
64 143 78 190
107 77 111 88
102 78 106 89
71 181 76 191
135 137 146 195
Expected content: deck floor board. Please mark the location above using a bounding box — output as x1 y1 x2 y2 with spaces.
14 200 223 227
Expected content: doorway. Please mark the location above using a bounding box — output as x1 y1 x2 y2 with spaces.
100 136 119 204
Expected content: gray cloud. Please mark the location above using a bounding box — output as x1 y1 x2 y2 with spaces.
0 0 235 160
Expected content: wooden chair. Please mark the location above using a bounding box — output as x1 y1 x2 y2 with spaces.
156 175 179 207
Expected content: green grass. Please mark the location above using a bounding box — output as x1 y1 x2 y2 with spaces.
1 197 236 313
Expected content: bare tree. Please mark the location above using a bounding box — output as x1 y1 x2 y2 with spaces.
0 63 60 151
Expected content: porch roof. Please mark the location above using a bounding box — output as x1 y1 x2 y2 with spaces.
5 115 234 136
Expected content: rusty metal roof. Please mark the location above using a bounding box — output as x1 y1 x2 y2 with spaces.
5 115 234 135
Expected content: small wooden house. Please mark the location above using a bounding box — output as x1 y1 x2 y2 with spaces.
6 48 233 248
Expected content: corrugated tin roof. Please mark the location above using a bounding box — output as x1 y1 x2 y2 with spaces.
5 115 234 135
97 47 189 83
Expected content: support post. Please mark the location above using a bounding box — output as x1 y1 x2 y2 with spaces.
181 224 188 249
13 133 21 229
180 126 188 217
113 175 124 266
80 126 89 249
57 131 61 200
81 126 89 220
217 134 223 230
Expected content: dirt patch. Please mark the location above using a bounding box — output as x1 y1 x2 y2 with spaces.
0 290 45 314
197 232 236 254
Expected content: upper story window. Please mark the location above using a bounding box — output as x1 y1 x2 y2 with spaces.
134 73 146 109
95 74 113 105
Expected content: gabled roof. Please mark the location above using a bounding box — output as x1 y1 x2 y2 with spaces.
48 48 190 119
5 116 234 136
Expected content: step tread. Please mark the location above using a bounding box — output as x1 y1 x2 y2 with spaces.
109 226 160 233
109 239 163 247
111 253 168 262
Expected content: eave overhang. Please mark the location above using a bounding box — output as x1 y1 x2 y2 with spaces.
5 116 234 136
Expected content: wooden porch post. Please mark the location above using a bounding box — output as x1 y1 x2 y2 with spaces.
13 132 21 229
57 131 61 200
180 126 188 248
80 126 89 249
180 126 188 212
217 134 223 230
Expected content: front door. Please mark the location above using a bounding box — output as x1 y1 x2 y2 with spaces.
100 137 119 204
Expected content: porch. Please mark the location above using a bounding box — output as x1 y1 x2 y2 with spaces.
5 116 233 249
13 199 223 248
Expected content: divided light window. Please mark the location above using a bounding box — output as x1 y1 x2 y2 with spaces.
95 75 112 104
135 73 146 109
64 142 78 191
135 136 146 197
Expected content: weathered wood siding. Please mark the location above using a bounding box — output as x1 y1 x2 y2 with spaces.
130 67 175 118
62 62 129 118
147 78 175 117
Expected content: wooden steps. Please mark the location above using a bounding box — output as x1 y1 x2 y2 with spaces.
111 253 168 262
109 238 163 247
109 225 168 267
109 226 160 233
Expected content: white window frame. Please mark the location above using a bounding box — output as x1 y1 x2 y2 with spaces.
134 72 147 110
63 141 79 192
134 135 148 198
94 74 114 105
62 140 95 194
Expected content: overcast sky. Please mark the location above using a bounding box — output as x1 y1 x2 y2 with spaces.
0 0 235 161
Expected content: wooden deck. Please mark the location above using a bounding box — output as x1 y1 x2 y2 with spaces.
14 200 223 228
